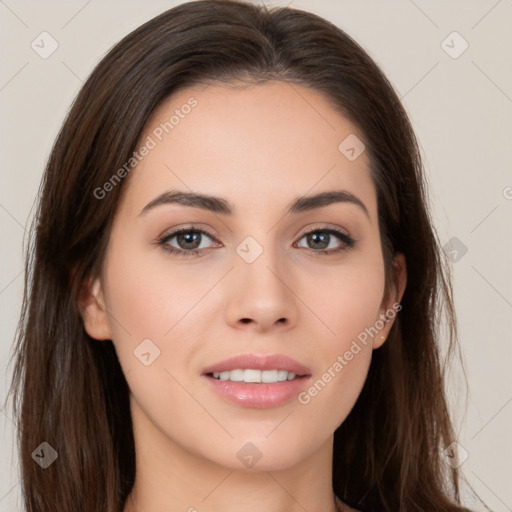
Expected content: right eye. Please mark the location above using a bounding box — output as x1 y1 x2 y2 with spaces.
158 227 220 258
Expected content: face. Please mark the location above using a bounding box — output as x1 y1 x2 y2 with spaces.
82 81 406 472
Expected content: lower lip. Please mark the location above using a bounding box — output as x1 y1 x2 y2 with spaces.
202 375 311 408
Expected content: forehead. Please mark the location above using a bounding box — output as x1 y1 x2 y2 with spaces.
119 81 377 221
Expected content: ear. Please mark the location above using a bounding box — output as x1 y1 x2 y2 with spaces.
373 252 407 349
77 275 113 341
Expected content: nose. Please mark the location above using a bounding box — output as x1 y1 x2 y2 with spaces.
224 244 299 333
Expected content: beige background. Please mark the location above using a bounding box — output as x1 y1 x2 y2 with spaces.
1 0 511 510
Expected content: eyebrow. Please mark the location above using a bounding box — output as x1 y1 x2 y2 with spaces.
139 189 370 220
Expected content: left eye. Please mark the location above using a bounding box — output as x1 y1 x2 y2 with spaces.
296 228 352 252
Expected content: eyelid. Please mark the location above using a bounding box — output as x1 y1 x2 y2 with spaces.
158 224 220 242
296 222 352 238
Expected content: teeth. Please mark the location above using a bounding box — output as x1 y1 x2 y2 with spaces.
228 369 244 381
277 370 288 381
211 369 298 383
244 369 261 382
261 370 278 383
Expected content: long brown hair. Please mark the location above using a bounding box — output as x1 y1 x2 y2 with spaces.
6 1 481 510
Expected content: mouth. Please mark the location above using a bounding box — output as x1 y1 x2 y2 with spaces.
201 353 312 408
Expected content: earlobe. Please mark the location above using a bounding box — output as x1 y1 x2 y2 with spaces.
373 253 407 349
78 276 112 341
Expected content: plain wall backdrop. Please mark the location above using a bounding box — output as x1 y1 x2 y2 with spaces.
1 0 511 510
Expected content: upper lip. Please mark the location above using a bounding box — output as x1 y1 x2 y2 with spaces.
202 353 311 376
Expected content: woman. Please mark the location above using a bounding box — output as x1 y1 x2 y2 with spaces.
6 0 482 510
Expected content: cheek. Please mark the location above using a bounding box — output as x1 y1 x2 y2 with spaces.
296 250 384 420
297 349 372 446
100 236 229 403
307 254 386 345
100 244 215 450
102 239 208 344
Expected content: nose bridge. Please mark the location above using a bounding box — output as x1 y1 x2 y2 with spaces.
235 231 286 293
224 229 298 330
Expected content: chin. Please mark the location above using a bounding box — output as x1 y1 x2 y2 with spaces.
203 434 322 473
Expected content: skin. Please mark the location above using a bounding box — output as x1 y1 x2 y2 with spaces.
80 81 407 512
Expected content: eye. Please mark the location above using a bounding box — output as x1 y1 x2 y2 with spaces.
158 227 218 258
295 227 356 255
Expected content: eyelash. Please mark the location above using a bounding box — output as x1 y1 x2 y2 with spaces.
157 225 356 258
